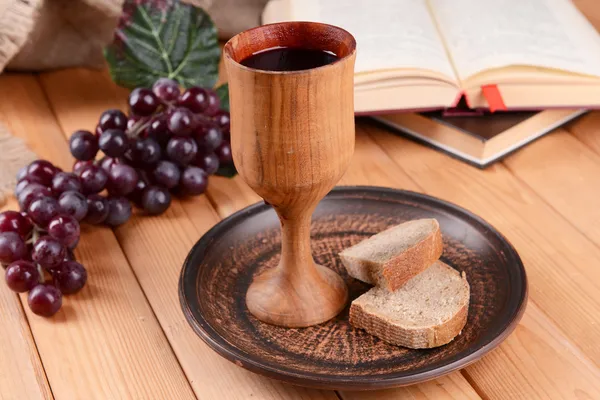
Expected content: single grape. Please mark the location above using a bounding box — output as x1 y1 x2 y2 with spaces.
141 186 171 215
47 215 80 248
193 123 223 152
108 164 138 196
167 107 195 136
73 160 94 175
193 152 220 175
153 78 180 103
51 172 82 195
204 89 220 116
215 142 233 164
131 138 162 165
213 110 230 132
27 196 60 228
32 236 66 269
0 232 28 265
26 160 56 187
128 172 149 207
152 160 181 189
105 197 132 227
28 284 62 317
58 191 88 221
5 261 39 293
98 156 119 173
146 114 171 148
99 109 128 131
69 130 98 161
129 88 159 116
166 137 197 166
15 179 33 197
17 183 52 211
84 194 109 224
99 129 128 157
78 165 108 194
0 211 33 239
180 166 208 196
16 165 28 182
52 261 87 295
178 87 209 113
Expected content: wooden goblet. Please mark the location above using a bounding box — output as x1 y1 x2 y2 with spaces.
224 22 357 327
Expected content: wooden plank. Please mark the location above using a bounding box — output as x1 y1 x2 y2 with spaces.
38 68 338 400
0 73 55 400
504 129 600 245
0 74 195 400
567 111 600 155
0 201 53 400
359 124 600 398
465 302 600 400
340 373 481 400
574 0 600 32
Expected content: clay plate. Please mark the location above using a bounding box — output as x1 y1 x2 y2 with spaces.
179 186 527 390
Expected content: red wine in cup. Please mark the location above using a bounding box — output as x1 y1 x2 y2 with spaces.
240 47 339 71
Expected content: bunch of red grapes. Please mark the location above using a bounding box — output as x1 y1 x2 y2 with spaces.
1 79 231 317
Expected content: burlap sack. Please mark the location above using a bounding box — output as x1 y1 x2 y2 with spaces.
0 123 38 207
0 0 268 73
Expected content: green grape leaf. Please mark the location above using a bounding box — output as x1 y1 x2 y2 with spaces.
215 162 237 178
215 83 229 111
104 0 220 89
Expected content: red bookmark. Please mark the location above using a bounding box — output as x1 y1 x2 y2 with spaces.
481 84 507 113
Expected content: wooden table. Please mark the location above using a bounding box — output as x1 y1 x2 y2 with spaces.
2 68 600 400
3 6 600 399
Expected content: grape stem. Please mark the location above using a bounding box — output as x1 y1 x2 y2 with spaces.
125 103 174 139
31 228 44 284
126 118 152 139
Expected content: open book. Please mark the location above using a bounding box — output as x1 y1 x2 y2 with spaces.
263 0 600 114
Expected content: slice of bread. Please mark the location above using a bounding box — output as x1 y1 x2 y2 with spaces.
339 218 443 291
349 261 469 349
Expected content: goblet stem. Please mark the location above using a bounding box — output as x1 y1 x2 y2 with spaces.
279 213 314 276
245 207 348 327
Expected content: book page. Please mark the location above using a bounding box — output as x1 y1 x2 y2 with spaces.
429 0 600 80
273 0 457 80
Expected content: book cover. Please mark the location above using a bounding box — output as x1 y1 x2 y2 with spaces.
374 110 587 168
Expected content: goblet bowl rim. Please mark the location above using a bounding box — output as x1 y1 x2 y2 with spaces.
223 21 357 76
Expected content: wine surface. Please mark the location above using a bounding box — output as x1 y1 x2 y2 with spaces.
240 47 338 71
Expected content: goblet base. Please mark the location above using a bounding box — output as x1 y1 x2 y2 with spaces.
246 262 348 328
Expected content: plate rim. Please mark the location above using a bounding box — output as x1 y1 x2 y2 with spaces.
179 186 528 390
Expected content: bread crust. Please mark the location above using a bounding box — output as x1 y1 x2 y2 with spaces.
349 267 469 349
382 224 443 291
340 219 443 291
349 292 469 349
